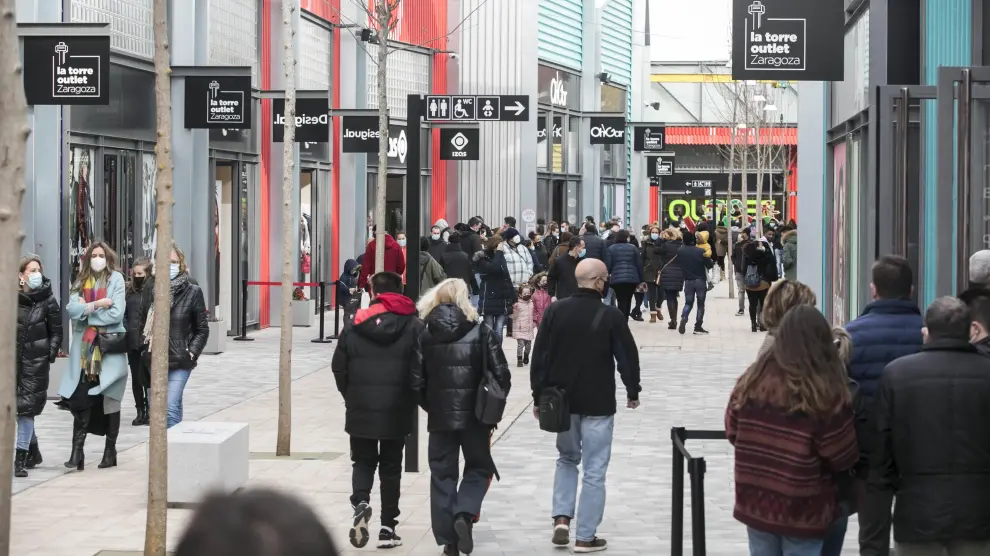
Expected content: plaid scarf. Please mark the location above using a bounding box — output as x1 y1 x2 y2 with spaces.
80 275 108 381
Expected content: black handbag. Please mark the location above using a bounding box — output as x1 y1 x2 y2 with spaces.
538 386 570 433
474 325 507 426
97 332 128 355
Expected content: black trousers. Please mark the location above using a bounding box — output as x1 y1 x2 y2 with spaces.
663 289 680 322
632 292 645 317
746 289 768 325
429 425 495 546
612 283 637 319
646 282 660 312
126 349 148 410
350 437 405 528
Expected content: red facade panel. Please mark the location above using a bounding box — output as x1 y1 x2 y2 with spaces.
665 126 797 146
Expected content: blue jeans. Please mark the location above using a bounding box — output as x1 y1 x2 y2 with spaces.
552 414 614 542
820 503 850 556
603 287 614 306
483 314 507 344
747 527 824 556
167 369 191 428
16 415 36 451
680 278 707 327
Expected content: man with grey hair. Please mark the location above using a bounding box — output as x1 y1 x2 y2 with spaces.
860 296 990 556
970 250 990 289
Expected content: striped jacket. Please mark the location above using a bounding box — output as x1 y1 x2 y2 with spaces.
725 359 859 538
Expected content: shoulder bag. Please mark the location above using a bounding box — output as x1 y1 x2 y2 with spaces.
538 305 608 433
654 254 678 286
97 332 128 355
475 325 508 426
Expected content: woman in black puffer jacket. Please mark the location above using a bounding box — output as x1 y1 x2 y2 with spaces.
642 225 664 322
473 236 514 344
16 255 63 477
139 243 209 429
607 229 644 320
124 257 152 426
656 228 685 329
413 278 510 555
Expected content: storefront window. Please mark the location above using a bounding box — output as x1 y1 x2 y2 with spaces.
67 147 95 283
602 144 613 176
831 142 848 325
537 112 548 169
552 116 564 173
566 181 579 223
567 116 581 174
848 137 862 317
600 84 627 114
141 154 157 258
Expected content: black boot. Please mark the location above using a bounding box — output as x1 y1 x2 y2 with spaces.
14 449 28 478
98 412 120 469
64 409 89 471
132 406 148 426
26 439 42 469
523 353 529 365
517 356 524 368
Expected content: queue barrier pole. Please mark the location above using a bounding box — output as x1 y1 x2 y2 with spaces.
311 281 334 344
234 280 327 341
671 427 725 556
326 280 342 341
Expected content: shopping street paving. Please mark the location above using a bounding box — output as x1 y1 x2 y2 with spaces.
11 282 859 555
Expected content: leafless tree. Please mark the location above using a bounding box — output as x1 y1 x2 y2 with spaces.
0 1 28 551
276 0 297 457
145 0 175 552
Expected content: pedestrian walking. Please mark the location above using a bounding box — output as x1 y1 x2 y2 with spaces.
781 228 797 281
756 279 817 356
15 255 62 477
656 228 684 330
959 287 990 356
606 229 644 320
332 271 423 549
124 257 152 426
641 226 664 323
474 236 515 344
861 297 990 556
427 224 447 262
414 278 511 556
547 236 584 301
676 231 714 335
418 236 447 294
742 238 778 332
727 305 858 556
358 227 406 290
530 272 552 325
530 258 641 553
440 231 476 295
732 230 751 316
510 284 537 367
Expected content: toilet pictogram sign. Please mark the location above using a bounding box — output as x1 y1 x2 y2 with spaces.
424 95 530 122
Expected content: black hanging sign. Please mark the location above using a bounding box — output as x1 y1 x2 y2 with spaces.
647 155 675 177
439 128 480 161
341 116 380 153
589 117 626 145
272 98 329 143
23 36 111 105
731 0 844 81
184 75 252 129
634 126 665 152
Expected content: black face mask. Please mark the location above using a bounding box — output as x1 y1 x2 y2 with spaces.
132 276 145 289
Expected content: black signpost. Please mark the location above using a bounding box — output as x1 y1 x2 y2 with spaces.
634 125 666 152
184 75 252 129
731 0 844 81
404 93 527 472
23 35 111 105
272 97 329 143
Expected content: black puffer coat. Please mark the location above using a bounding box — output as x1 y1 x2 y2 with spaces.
124 287 146 351
17 279 62 416
656 239 684 291
140 275 209 370
414 303 511 432
474 250 514 316
642 238 662 283
331 295 423 439
440 243 476 294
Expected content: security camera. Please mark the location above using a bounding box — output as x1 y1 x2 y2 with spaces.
448 52 458 60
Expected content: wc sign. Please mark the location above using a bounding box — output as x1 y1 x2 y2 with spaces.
22 36 110 105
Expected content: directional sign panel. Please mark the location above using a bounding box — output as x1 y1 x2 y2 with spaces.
476 96 500 120
499 95 529 121
439 128 480 160
451 96 476 120
425 95 452 121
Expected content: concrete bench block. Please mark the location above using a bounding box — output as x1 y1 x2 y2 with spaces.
167 421 249 506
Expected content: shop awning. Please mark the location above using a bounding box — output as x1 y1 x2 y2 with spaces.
665 126 797 146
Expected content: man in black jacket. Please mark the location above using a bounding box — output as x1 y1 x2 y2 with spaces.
530 258 641 552
547 236 583 301
676 232 714 335
459 217 485 257
439 231 476 296
861 296 990 556
959 287 990 356
331 272 423 550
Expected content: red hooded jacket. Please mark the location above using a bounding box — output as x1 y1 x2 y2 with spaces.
358 234 406 289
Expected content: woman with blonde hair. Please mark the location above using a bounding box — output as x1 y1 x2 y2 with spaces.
726 305 858 555
655 227 684 329
413 278 510 556
757 279 818 355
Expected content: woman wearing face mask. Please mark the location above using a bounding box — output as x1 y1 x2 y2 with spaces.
472 236 514 344
15 256 63 477
59 241 129 471
124 257 152 426
140 243 209 428
642 226 664 323
396 232 408 285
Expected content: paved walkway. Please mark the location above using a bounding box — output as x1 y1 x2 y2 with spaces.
11 283 859 555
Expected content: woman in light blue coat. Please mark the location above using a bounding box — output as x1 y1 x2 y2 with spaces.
58 241 129 471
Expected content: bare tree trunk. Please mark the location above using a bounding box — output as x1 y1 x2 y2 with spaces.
752 106 762 237
373 0 392 272
726 84 738 299
145 0 174 552
0 1 28 551
276 0 296 457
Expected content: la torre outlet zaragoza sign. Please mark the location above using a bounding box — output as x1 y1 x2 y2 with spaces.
731 0 844 81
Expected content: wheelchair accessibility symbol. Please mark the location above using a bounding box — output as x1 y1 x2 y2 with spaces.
451 96 476 120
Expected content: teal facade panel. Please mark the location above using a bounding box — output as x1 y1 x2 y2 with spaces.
538 0 584 71
601 0 633 224
923 0 970 305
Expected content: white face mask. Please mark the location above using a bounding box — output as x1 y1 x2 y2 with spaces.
512 235 521 245
90 257 107 272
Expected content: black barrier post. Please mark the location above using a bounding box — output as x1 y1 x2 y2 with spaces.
689 457 707 556
326 290 341 340
311 281 334 343
233 279 254 341
671 427 685 556
403 93 423 473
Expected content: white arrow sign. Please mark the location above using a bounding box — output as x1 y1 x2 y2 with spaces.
507 101 526 116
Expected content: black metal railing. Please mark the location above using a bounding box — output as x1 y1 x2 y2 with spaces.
671 427 727 556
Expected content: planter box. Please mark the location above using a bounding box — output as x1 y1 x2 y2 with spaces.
203 321 226 355
47 357 68 400
292 299 315 327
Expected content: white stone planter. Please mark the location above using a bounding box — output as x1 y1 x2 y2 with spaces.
291 299 315 327
204 321 226 354
47 357 68 400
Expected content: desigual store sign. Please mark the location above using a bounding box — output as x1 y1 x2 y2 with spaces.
537 65 580 111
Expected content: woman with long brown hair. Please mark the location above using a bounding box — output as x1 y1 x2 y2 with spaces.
757 279 818 356
58 241 129 470
726 305 858 555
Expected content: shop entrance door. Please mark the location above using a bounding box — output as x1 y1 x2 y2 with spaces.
935 68 990 295
99 151 139 273
214 160 259 334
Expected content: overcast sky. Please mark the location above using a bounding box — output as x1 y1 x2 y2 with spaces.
648 0 732 62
